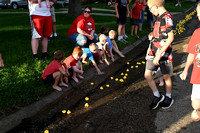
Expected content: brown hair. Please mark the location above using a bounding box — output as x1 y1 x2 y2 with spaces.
147 0 164 7
73 46 83 56
54 50 65 61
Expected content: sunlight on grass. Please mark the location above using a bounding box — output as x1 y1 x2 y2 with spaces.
0 26 30 31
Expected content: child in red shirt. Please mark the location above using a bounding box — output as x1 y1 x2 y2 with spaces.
130 0 143 37
63 47 84 83
180 3 200 122
42 50 69 91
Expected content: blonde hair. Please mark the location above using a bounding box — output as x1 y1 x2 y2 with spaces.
147 0 164 7
197 3 200 13
99 34 107 42
109 30 117 37
73 46 83 56
89 43 98 49
54 50 65 61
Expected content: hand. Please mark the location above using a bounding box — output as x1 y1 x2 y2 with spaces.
179 71 187 80
153 55 160 66
148 32 153 40
116 14 119 18
88 34 94 40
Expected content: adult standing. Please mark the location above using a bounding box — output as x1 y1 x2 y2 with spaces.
115 0 129 43
67 7 98 48
28 0 55 59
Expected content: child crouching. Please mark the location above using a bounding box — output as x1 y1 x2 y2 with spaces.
63 46 84 83
41 50 69 91
82 43 104 75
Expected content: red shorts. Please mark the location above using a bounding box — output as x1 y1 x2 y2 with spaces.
93 52 99 60
32 15 52 37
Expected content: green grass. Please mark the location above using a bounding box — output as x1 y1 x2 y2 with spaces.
0 0 195 115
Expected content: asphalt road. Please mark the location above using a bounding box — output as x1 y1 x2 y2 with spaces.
4 6 200 133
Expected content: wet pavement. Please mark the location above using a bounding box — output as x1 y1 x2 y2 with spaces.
2 6 200 133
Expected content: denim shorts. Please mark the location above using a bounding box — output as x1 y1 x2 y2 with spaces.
68 33 98 48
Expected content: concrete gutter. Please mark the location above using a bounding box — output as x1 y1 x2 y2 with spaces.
0 6 195 133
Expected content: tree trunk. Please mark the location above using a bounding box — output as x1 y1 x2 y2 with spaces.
68 0 82 17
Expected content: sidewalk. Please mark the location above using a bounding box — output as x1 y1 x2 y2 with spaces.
0 6 197 133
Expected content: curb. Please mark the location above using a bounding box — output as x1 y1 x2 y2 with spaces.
0 6 196 133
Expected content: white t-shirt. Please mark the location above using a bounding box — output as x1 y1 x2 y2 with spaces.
29 1 51 16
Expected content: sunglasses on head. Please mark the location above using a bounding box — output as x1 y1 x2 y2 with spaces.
84 10 91 14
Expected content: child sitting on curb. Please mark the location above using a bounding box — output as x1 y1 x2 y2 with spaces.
41 50 69 91
63 46 84 83
82 43 105 75
108 30 125 58
96 34 110 66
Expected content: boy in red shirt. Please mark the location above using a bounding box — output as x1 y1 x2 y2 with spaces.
180 3 200 122
130 0 143 37
42 50 69 91
63 47 84 83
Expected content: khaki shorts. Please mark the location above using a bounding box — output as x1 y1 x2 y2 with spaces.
146 59 173 75
50 6 56 23
191 84 200 101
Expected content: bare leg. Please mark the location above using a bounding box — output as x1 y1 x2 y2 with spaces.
122 25 125 37
191 100 200 121
131 25 134 36
162 74 172 94
82 53 88 64
41 37 48 53
158 76 164 86
0 53 4 67
52 71 62 91
111 40 125 58
31 38 40 54
52 22 57 36
59 73 68 87
118 25 123 39
135 25 138 35
144 69 158 93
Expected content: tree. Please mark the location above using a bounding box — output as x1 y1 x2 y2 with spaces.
68 0 82 17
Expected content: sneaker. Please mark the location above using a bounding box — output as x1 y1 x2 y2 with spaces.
123 34 128 39
160 96 174 109
149 94 165 109
118 39 128 44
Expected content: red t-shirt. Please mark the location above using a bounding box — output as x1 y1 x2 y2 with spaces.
63 55 77 68
187 28 200 84
131 2 143 19
67 14 95 37
41 60 62 80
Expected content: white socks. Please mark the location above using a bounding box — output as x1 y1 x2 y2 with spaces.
153 91 160 97
118 36 123 40
166 93 171 98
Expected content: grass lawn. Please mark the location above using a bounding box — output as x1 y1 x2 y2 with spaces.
0 0 196 116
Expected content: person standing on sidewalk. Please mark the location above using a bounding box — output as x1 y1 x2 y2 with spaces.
144 0 174 110
115 0 129 43
180 3 200 122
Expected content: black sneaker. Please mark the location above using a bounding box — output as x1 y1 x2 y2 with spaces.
160 96 174 109
149 94 165 109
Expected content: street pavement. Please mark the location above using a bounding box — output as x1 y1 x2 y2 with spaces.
1 6 200 133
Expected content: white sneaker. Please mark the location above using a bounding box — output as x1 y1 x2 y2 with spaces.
123 34 128 39
118 39 128 44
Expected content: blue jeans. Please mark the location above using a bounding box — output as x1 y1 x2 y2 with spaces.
68 33 98 48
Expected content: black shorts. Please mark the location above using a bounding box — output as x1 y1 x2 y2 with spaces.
130 18 139 25
145 60 173 75
68 67 74 78
42 74 54 84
